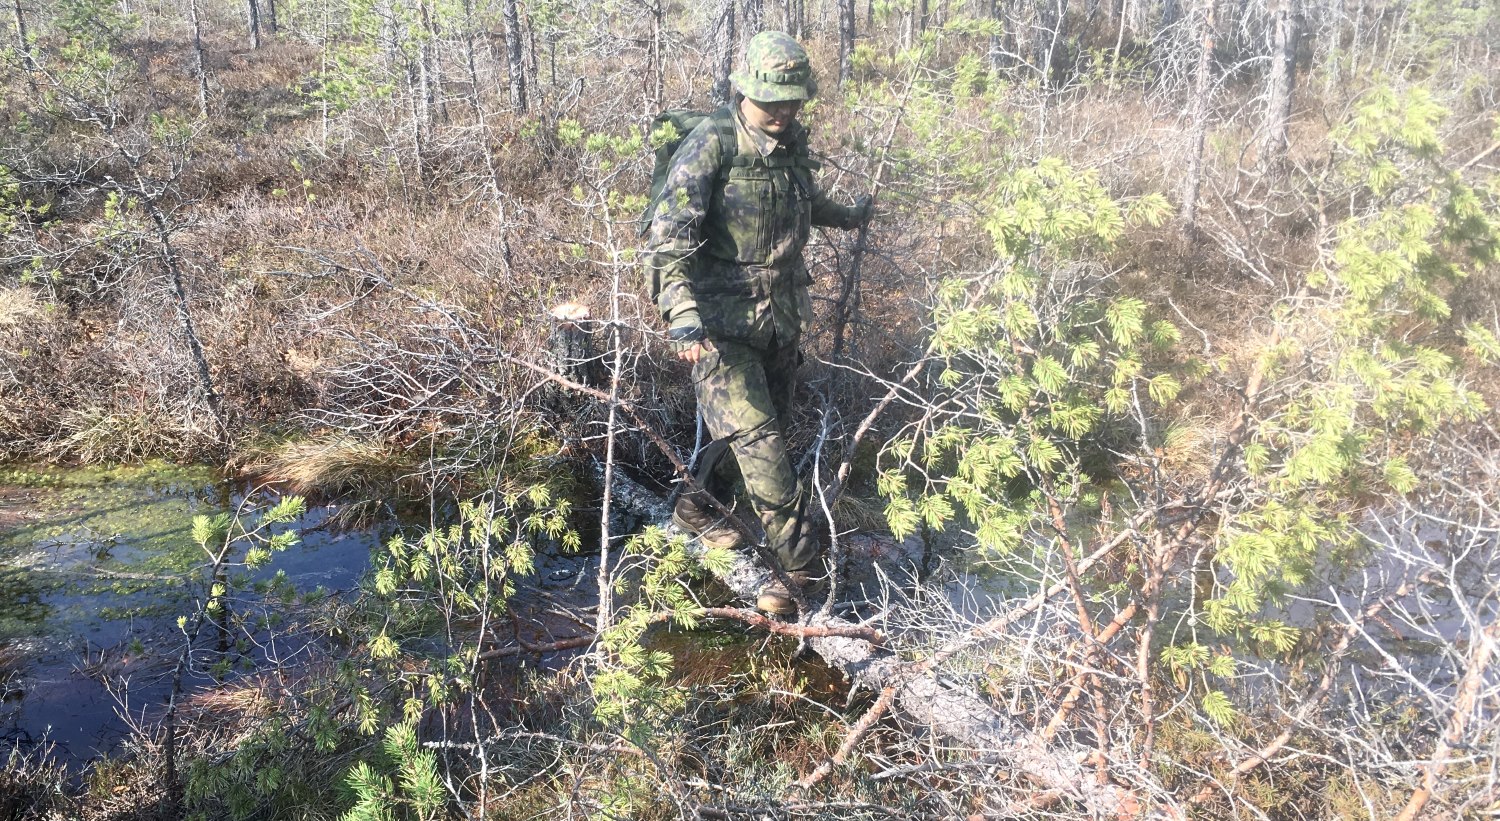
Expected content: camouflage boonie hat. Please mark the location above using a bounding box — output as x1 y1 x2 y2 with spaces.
732 31 817 102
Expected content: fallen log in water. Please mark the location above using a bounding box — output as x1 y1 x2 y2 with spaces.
607 472 1157 819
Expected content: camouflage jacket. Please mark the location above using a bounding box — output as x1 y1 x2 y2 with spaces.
645 105 865 348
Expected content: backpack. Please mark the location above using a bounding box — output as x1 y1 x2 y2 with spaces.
637 106 738 236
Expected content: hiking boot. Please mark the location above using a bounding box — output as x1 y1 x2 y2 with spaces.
671 494 745 551
756 569 818 617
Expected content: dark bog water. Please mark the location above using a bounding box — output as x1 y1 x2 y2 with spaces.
0 462 383 768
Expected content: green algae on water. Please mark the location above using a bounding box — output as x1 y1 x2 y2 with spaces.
0 461 230 640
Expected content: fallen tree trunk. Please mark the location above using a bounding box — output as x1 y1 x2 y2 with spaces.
607 472 1159 819
509 328 1159 815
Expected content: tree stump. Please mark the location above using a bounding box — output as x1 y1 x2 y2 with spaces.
543 302 603 415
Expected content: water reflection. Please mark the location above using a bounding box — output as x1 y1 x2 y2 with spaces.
0 462 382 768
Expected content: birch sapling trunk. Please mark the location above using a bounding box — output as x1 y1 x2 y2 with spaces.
501 0 527 113
649 0 664 110
1109 0 1129 82
189 0 210 118
837 0 855 85
246 0 261 49
1263 0 1299 167
408 65 426 180
1180 0 1215 237
421 0 449 123
415 32 432 139
1037 0 1067 87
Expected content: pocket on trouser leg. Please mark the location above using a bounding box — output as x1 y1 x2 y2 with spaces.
692 342 778 443
765 343 800 421
760 497 821 573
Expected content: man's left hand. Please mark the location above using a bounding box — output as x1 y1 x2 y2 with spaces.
676 341 711 364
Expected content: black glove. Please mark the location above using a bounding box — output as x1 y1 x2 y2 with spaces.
854 194 874 227
668 323 706 353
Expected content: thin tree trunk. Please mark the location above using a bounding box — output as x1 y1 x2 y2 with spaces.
1109 0 1129 82
1036 0 1066 87
500 0 527 112
246 0 261 49
1262 0 1299 167
524 11 539 107
265 0 278 34
409 63 427 181
463 0 483 113
421 0 449 123
649 0 664 110
140 196 227 441
832 69 910 361
1348 0 1365 83
595 197 629 639
474 98 516 280
319 3 331 146
12 0 36 88
837 0 855 85
713 0 736 106
415 41 432 138
988 0 1006 71
1180 0 1214 237
744 0 763 38
1321 0 1343 97
188 0 210 118
1160 0 1180 30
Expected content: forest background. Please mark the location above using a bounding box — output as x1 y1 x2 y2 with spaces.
1 0 1498 817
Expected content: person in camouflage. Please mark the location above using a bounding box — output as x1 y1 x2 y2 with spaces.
645 31 872 616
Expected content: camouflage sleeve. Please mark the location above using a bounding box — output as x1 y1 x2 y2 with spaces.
645 118 724 334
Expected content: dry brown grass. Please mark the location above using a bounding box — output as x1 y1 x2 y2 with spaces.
0 287 39 327
242 433 418 500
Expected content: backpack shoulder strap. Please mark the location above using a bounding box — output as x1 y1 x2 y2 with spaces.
710 105 738 174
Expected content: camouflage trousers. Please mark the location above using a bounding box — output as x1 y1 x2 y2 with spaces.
689 336 819 573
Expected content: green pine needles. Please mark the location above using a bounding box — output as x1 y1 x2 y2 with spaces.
871 73 1498 752
342 722 446 821
591 526 736 735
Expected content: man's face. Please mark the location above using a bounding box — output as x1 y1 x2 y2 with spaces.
741 97 804 136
